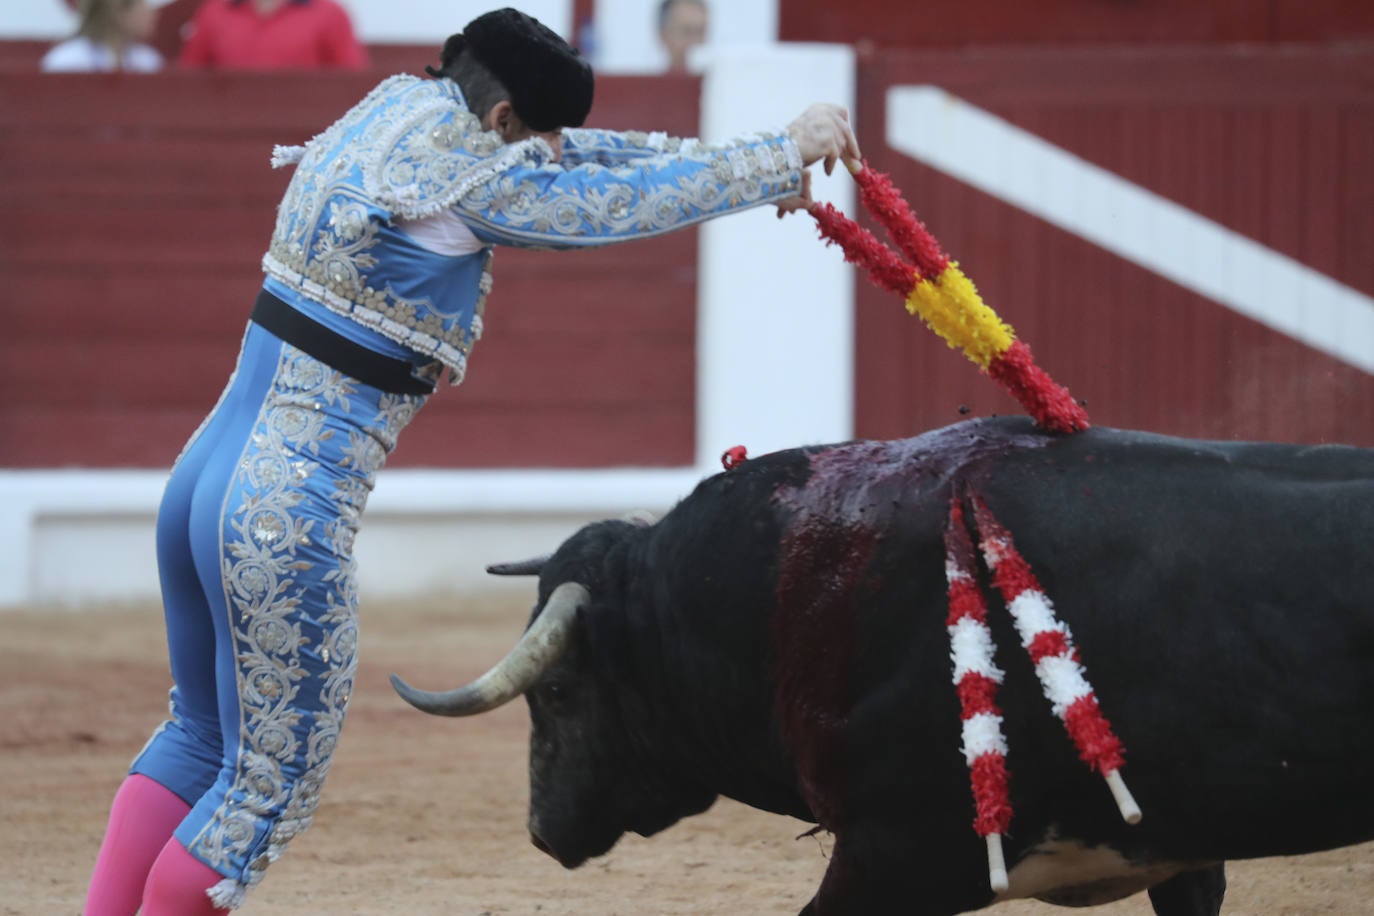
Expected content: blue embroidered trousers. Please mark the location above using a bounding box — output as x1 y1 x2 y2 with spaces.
130 321 426 896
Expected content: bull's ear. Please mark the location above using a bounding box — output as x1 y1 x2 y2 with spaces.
486 555 550 576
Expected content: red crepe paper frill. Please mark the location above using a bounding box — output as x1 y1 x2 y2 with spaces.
944 497 1014 839
988 341 1090 433
957 672 1002 714
1026 629 1074 665
808 202 916 296
970 753 1014 836
721 445 748 470
809 169 1091 435
977 510 1037 602
972 495 1128 777
945 575 987 628
851 161 950 279
1064 695 1126 775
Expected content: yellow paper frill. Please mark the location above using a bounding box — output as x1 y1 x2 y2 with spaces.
903 264 1015 371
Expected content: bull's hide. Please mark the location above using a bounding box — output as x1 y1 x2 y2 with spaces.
395 417 1374 916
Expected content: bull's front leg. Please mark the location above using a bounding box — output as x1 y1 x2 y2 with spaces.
800 824 994 916
1146 864 1226 916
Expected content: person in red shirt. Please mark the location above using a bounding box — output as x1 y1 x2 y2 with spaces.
178 0 367 69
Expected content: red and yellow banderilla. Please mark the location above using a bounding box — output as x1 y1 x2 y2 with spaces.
808 160 1090 435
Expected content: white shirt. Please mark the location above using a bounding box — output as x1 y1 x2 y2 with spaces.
41 37 164 74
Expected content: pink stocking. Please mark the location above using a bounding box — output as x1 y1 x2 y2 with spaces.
141 839 232 915
82 774 191 916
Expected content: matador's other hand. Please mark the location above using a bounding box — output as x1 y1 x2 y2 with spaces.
775 169 813 219
786 103 861 175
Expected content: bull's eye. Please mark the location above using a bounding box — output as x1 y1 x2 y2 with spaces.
537 681 569 707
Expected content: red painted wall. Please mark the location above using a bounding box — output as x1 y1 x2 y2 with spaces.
5 14 1372 469
780 0 1374 48
852 46 1374 445
0 71 702 468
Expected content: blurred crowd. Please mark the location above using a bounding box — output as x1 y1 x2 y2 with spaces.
39 0 711 74
41 0 367 72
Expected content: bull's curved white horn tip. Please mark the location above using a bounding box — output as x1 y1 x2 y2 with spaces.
621 509 656 526
1105 769 1142 825
986 833 1009 893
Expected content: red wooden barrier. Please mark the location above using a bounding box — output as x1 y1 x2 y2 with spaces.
6 39 1372 468
851 46 1374 445
781 0 1374 49
0 71 703 469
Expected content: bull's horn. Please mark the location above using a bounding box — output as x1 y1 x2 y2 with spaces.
486 514 652 577
486 555 550 576
389 582 588 717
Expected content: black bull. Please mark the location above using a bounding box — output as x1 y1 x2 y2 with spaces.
392 416 1374 915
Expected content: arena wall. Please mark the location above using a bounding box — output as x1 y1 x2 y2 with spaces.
1 72 706 470
780 0 1374 48
3 2 1372 607
853 45 1374 445
0 44 857 607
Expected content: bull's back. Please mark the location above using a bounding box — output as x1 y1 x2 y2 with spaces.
777 419 1374 863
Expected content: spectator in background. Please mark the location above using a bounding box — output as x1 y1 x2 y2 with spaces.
657 0 707 73
178 0 367 70
42 0 164 73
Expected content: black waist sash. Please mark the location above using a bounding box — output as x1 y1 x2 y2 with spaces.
250 290 435 396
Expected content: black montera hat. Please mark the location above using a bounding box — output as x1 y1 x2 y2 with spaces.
461 8 594 131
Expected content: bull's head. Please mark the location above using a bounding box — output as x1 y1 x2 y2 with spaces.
390 518 715 868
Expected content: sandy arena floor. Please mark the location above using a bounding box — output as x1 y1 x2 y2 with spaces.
3 596 1371 915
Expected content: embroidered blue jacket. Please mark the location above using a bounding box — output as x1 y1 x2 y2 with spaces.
263 75 804 384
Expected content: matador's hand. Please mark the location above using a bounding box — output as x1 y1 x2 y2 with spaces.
775 170 812 219
786 103 861 175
